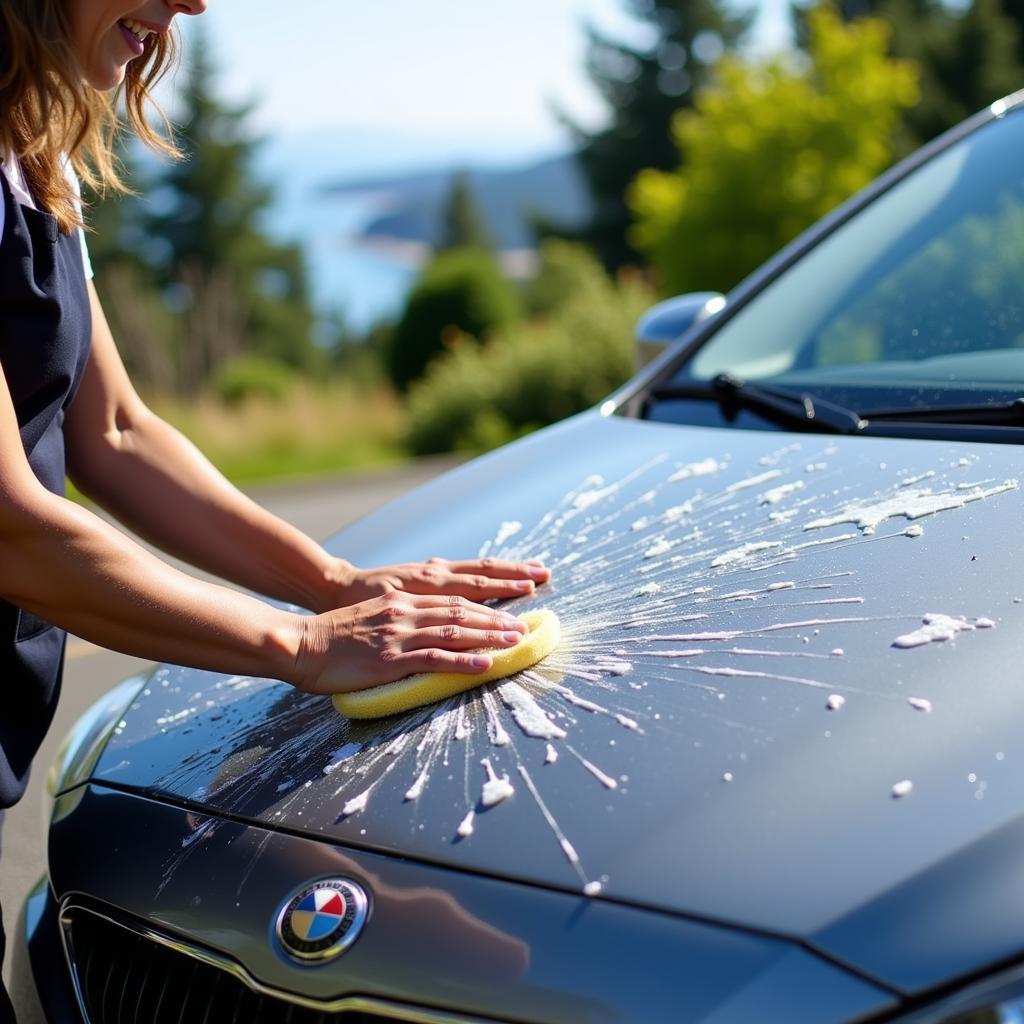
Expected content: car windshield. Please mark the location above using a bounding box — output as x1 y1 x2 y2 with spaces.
663 104 1024 417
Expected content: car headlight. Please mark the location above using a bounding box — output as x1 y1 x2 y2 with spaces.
45 673 147 822
894 960 1024 1022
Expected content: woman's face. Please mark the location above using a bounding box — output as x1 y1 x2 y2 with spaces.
68 0 208 91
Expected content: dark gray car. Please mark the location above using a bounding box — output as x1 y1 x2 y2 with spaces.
20 92 1024 1023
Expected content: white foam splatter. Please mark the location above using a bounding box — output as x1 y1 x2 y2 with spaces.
663 501 694 522
901 470 936 486
483 692 511 746
644 538 673 559
497 681 567 740
805 480 1018 534
892 780 914 799
494 521 523 546
826 694 846 711
457 810 475 837
726 470 782 493
583 881 604 896
903 525 924 538
480 758 514 808
545 744 559 764
669 458 722 482
567 747 619 789
711 541 784 567
404 768 430 802
907 697 932 712
342 789 371 817
893 613 982 649
760 481 805 505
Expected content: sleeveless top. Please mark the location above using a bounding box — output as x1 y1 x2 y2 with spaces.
0 170 92 807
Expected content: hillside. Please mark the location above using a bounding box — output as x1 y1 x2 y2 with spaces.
319 153 591 252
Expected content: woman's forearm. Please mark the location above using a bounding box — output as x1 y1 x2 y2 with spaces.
1 487 302 679
68 407 345 612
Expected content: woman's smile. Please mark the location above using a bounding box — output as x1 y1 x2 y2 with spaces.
70 1 206 91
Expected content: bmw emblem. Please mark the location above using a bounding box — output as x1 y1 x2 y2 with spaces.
275 878 369 963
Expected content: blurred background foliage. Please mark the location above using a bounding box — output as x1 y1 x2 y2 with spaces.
85 0 1024 482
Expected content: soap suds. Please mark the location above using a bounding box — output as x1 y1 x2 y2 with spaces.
480 758 514 808
893 613 990 649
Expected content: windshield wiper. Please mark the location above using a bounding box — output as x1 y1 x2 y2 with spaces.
861 398 1024 426
648 373 867 435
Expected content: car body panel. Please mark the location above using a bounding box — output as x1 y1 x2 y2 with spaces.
47 784 898 1023
85 412 1024 992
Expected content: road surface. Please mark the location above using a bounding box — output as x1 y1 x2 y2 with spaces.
2 456 460 1018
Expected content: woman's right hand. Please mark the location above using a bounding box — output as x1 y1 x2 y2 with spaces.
290 591 527 696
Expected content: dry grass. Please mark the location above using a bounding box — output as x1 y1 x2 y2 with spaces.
148 379 407 484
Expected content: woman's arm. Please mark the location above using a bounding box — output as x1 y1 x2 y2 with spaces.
1 361 527 693
64 283 548 613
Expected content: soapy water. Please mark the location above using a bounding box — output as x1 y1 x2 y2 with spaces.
132 444 1018 896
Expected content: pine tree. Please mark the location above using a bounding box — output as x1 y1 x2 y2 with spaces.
563 0 753 272
144 26 316 391
83 136 178 391
436 170 492 251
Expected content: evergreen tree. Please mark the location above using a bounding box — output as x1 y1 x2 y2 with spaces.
83 136 178 391
144 27 316 392
436 171 492 251
562 0 753 272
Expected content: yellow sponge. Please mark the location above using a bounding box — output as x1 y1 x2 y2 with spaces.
333 608 561 720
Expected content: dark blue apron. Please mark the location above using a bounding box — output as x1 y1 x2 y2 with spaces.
0 168 92 809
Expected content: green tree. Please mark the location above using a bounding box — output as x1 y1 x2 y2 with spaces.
144 27 316 392
405 248 652 455
83 137 178 392
804 0 1024 151
629 5 919 297
437 171 492 251
561 0 752 272
385 248 520 392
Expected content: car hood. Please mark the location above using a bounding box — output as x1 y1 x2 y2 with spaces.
92 413 1024 992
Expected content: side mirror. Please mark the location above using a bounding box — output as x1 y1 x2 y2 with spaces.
635 292 726 368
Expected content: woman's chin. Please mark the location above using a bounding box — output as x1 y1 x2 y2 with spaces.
83 62 128 92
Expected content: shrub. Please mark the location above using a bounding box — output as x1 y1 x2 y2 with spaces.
385 246 520 391
405 254 653 455
522 239 608 317
212 354 297 406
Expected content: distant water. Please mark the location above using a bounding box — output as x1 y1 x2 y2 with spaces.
262 177 416 336
256 130 572 337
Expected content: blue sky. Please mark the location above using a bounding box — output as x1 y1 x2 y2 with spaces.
192 1 792 162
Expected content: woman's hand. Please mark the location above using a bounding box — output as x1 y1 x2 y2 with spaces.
291 591 529 695
319 556 551 611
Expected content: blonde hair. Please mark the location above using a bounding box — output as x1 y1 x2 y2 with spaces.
0 0 180 233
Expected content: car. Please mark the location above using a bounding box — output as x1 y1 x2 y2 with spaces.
16 90 1024 1024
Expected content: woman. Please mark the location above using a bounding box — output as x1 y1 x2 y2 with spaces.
0 2 548 1012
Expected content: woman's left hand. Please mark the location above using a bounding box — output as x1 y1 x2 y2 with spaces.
320 556 551 610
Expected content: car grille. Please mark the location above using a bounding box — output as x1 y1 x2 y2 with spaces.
63 908 477 1024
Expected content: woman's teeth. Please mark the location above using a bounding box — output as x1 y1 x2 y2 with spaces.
121 18 152 43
